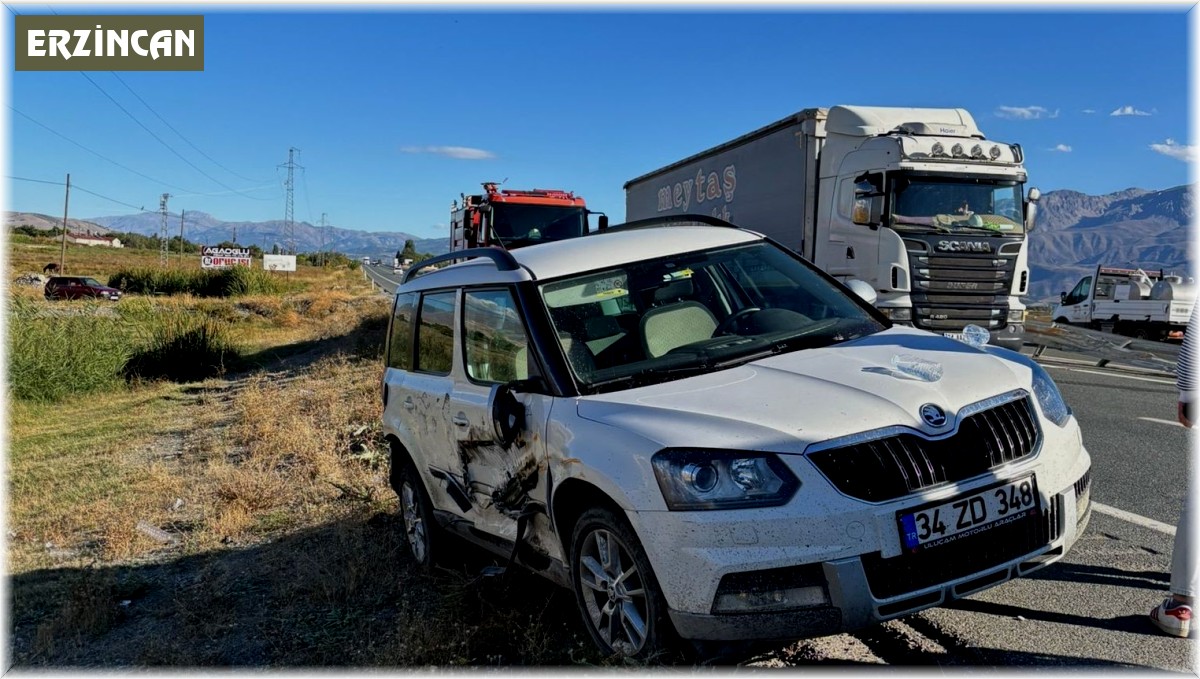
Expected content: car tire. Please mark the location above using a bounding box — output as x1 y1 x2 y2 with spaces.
392 453 439 570
570 506 681 661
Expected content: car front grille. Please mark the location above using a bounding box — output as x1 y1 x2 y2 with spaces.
861 493 1061 599
806 395 1040 503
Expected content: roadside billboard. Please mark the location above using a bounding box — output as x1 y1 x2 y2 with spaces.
201 245 252 269
263 254 297 272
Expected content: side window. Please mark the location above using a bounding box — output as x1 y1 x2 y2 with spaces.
463 289 532 383
387 292 418 370
415 291 456 374
1068 276 1092 304
835 176 856 220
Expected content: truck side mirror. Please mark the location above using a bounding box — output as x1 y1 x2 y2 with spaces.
852 195 884 227
598 215 609 232
1025 187 1040 232
1060 291 1066 304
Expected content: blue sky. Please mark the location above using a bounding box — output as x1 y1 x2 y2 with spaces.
4 8 1193 238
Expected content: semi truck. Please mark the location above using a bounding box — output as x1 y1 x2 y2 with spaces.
1052 265 1195 341
624 105 1041 350
450 182 605 252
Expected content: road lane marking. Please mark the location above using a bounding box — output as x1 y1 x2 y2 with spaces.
1043 365 1175 385
1138 417 1186 428
1092 502 1176 536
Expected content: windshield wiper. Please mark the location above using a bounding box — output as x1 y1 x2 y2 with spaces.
585 362 713 391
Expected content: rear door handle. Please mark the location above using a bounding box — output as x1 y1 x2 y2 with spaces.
451 413 470 427
403 397 415 411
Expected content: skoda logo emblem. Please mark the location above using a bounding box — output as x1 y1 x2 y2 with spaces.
920 403 947 428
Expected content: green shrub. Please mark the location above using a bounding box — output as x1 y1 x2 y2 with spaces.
123 312 240 383
8 298 133 402
108 267 288 297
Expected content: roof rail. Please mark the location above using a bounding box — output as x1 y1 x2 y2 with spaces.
402 247 521 285
599 213 740 233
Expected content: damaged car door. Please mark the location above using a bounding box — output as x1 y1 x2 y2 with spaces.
443 287 554 557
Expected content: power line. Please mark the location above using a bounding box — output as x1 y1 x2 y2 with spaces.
11 105 279 201
10 175 181 217
78 71 274 201
11 107 202 194
109 72 270 185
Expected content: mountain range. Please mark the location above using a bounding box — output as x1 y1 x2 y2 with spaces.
7 185 1193 301
78 211 449 260
1025 184 1192 301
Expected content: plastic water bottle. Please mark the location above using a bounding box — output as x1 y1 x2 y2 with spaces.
891 354 944 382
961 324 990 348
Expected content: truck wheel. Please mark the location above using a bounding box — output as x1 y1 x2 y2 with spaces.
570 507 678 660
393 455 439 569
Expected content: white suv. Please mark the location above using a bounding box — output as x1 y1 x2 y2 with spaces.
380 218 1092 659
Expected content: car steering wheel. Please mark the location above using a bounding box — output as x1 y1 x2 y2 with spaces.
715 307 762 336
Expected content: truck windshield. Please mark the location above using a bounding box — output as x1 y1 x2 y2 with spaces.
490 204 587 248
890 177 1024 235
539 241 885 392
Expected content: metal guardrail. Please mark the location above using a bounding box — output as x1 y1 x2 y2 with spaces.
1022 318 1179 374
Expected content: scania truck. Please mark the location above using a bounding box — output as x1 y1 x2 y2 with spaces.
624 106 1041 350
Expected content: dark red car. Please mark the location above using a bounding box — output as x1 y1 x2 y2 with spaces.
44 276 121 301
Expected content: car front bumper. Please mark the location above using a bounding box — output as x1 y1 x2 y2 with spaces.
631 439 1091 643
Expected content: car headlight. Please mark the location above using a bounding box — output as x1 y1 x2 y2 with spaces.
651 450 799 510
984 345 1072 427
1031 362 1072 427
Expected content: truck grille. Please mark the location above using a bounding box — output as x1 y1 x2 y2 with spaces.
806 396 1040 503
861 493 1060 599
905 239 1017 333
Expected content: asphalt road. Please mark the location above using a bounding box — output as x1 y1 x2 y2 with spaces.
364 263 1193 668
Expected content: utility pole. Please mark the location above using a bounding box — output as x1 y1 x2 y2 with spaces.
178 210 186 265
58 173 70 273
319 212 328 266
158 193 171 267
278 147 302 255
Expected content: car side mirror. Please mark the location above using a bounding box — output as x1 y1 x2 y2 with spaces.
488 381 528 449
1060 291 1067 304
845 279 878 306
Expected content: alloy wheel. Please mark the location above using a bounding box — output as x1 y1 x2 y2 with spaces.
578 528 650 656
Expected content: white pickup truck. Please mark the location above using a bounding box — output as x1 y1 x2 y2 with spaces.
1052 265 1195 340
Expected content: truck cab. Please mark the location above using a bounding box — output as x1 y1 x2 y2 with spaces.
450 183 596 252
814 106 1039 350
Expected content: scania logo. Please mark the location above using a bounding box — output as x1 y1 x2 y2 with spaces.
919 403 947 428
945 281 980 290
936 240 992 253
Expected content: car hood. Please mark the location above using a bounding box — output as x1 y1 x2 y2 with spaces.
575 327 1033 452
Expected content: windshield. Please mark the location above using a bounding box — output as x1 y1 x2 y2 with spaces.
890 176 1024 235
539 241 886 392
490 204 587 248
82 278 103 286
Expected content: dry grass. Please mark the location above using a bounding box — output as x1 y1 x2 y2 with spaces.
7 238 619 667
